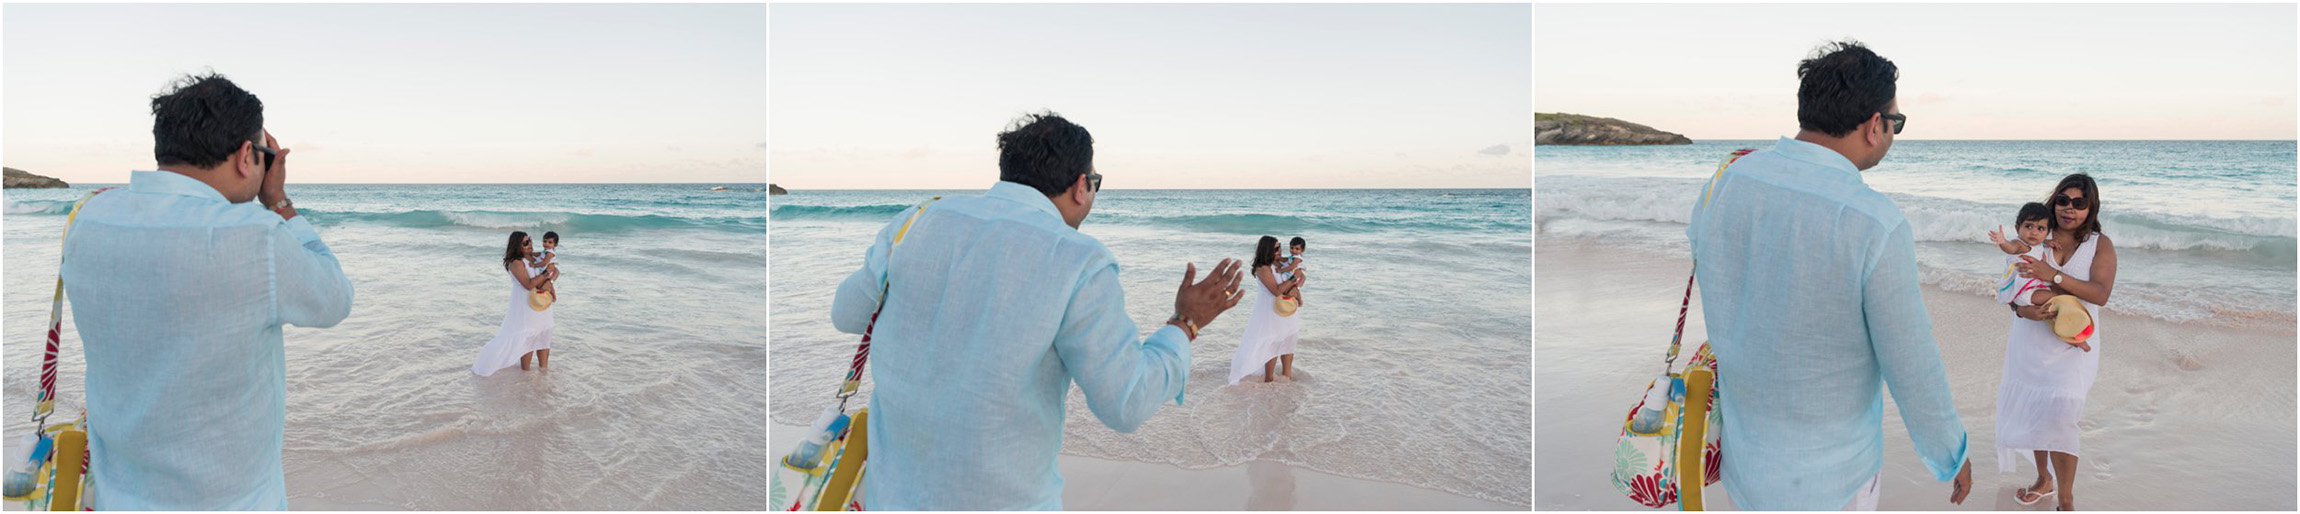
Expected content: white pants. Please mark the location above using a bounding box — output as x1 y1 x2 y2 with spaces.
1840 473 1882 511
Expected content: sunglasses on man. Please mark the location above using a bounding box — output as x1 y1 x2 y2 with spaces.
252 142 278 170
1880 113 1906 135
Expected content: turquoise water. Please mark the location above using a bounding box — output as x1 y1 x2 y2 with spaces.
769 188 1533 506
3 183 766 509
1538 140 2300 328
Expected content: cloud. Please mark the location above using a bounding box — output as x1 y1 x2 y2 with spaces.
899 147 931 159
1478 144 1511 156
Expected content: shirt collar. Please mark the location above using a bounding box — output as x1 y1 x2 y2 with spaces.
1770 136 1863 176
128 170 232 203
984 180 1065 222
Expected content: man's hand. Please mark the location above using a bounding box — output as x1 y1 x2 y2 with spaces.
1950 459 1973 504
1174 258 1246 330
256 131 291 208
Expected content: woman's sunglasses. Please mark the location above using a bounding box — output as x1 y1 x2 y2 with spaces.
2053 194 2087 209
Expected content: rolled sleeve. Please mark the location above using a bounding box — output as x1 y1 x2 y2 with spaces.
272 215 353 328
1052 263 1191 433
1863 221 1970 482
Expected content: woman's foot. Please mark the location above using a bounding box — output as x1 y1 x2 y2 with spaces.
2016 481 2056 505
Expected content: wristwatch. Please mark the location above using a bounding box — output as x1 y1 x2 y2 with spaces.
2052 271 2064 285
271 198 293 212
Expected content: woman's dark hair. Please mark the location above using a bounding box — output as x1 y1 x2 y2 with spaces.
542 231 559 242
997 111 1095 197
1289 236 1306 250
150 73 265 168
503 231 531 268
2048 173 2104 237
2016 202 2052 225
1796 40 1897 138
1253 236 1281 270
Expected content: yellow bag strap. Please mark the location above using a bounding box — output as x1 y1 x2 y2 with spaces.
838 196 941 400
1666 150 1752 372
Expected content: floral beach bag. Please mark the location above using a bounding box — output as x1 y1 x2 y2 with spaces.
1609 149 1751 510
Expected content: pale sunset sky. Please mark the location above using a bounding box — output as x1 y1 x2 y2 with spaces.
1537 3 2298 140
770 3 1533 190
3 4 765 184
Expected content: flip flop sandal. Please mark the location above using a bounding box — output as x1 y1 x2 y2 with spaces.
2016 486 2056 506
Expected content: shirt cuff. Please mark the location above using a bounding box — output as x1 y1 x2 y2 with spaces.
1147 324 1191 406
281 215 323 246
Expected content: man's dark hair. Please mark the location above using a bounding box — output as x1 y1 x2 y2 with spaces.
2016 202 2052 225
1796 40 1897 138
543 231 560 242
1289 236 1306 250
150 73 265 168
997 111 1095 197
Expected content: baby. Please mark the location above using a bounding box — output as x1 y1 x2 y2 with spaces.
1988 203 2092 351
1274 236 1306 305
531 231 562 300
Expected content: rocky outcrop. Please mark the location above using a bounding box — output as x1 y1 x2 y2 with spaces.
1535 113 1692 146
769 184 788 195
3 168 68 188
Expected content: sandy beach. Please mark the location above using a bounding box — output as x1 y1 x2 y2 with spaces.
1536 236 2297 510
769 424 1517 510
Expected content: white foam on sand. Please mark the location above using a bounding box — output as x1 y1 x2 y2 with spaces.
1535 236 2297 510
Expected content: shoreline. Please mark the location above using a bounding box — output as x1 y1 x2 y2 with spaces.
769 424 1518 510
1535 236 2296 510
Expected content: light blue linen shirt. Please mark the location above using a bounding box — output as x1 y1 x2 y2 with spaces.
60 170 354 510
1685 138 1967 509
831 181 1190 510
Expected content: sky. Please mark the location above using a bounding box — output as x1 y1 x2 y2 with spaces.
2 4 765 184
1537 3 2298 141
770 3 1532 190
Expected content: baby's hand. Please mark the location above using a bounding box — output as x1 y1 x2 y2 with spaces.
2071 341 2093 352
1988 226 2008 246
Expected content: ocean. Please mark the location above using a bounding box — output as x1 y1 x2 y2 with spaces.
1536 139 2300 329
768 188 1534 506
2 183 767 509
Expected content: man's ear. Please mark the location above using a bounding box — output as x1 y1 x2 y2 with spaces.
1863 113 1884 147
235 141 259 178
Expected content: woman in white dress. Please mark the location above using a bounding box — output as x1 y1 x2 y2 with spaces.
1228 236 1306 385
474 231 558 376
1998 174 2119 511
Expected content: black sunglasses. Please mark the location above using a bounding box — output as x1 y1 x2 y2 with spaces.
1086 172 1103 192
1879 113 1906 135
2053 194 2087 208
251 143 277 169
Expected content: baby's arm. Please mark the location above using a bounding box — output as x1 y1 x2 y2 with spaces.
1988 227 2031 255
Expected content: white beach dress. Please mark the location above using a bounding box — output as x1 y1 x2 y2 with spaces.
1227 269 1301 385
1995 233 2103 472
473 261 556 376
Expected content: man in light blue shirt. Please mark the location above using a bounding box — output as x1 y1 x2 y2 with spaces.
831 112 1246 509
61 74 353 509
1685 41 1973 510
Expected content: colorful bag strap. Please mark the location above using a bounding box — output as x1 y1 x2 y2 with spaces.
1664 150 1754 372
836 196 941 404
34 188 112 429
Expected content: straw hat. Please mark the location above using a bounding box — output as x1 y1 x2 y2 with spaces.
529 290 554 311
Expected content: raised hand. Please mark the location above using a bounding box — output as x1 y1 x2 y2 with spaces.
1988 225 2008 246
1174 258 1246 330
